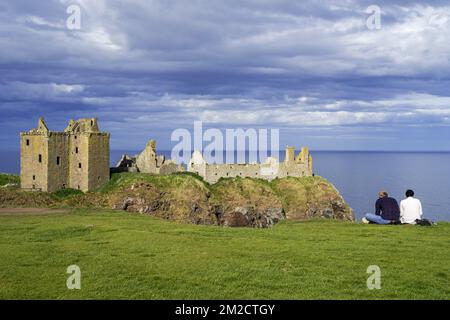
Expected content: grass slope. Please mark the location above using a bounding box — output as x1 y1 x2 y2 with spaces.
0 173 20 186
0 209 448 299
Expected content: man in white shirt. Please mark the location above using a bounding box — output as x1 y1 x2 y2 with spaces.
400 189 423 224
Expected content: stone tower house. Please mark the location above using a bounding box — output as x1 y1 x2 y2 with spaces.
20 117 110 192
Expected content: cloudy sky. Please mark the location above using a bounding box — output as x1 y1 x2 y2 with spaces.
1 0 450 151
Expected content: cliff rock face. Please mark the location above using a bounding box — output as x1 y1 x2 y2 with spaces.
271 177 353 221
108 174 354 227
1 173 354 226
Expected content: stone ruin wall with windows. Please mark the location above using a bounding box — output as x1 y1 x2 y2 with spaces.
20 117 109 192
113 139 184 175
188 146 313 184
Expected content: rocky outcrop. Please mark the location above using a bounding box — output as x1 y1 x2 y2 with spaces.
109 174 354 227
111 180 215 225
219 207 285 228
271 177 354 221
1 173 353 226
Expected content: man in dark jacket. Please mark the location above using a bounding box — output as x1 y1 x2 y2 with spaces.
362 191 400 224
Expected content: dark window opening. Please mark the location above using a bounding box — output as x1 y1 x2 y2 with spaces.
32 175 35 181
26 139 30 146
91 120 93 126
75 147 78 154
78 163 82 169
77 185 80 190
74 136 77 140
56 156 60 165
38 154 42 163
62 184 66 189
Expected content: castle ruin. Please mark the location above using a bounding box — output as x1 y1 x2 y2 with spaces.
113 139 184 175
20 117 110 192
188 146 313 184
21 117 314 191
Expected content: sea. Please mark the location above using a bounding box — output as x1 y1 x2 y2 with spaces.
2 150 449 222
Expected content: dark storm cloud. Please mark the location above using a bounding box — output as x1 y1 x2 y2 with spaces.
0 0 450 151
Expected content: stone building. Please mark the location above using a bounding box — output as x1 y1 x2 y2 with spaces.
113 139 184 174
20 117 110 192
188 146 313 184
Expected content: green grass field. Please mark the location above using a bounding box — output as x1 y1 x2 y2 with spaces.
0 209 448 299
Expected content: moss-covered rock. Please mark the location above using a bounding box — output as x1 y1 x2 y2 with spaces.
0 172 354 226
271 176 354 221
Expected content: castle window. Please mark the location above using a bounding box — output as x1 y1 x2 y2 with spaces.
38 154 42 163
26 139 30 146
78 163 82 169
91 120 93 126
56 156 60 165
62 184 66 189
78 185 80 190
75 147 78 154
74 136 77 140
32 175 35 180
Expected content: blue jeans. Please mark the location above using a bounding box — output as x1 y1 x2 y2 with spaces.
365 213 391 225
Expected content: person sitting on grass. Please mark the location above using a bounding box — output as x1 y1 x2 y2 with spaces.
400 189 423 224
362 191 400 225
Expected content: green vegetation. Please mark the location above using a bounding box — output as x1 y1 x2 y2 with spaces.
52 188 85 200
0 173 20 186
0 173 354 224
0 209 448 299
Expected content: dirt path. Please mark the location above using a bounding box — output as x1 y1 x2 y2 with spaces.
0 208 70 216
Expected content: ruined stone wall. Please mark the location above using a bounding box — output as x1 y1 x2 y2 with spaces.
87 133 110 191
135 142 159 174
188 148 313 184
20 133 49 191
203 163 260 183
124 139 184 175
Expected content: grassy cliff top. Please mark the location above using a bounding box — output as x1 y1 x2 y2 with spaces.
0 172 354 224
